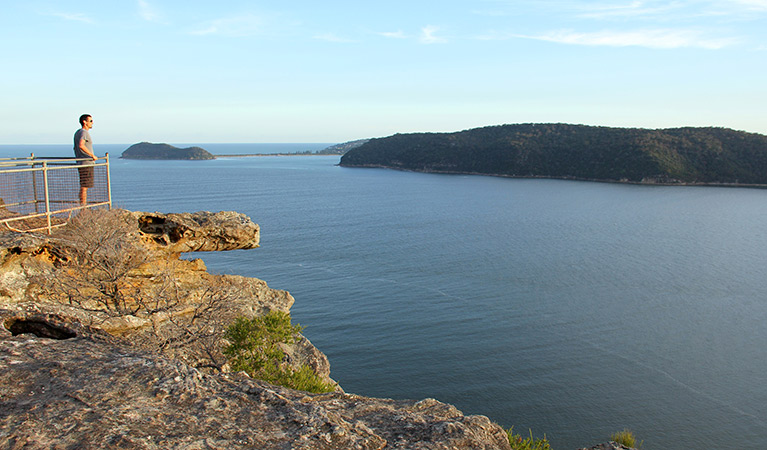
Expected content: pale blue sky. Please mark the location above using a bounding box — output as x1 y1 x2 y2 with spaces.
2 0 766 144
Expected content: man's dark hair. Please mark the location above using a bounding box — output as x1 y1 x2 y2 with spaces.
79 114 92 126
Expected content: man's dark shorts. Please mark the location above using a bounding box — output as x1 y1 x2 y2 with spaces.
78 166 94 188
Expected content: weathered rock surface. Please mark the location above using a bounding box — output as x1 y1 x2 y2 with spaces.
131 210 260 253
0 318 510 449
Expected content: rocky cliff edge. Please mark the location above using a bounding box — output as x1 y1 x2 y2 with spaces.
0 209 512 450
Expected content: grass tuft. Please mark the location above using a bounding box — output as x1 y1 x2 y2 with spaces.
506 426 551 450
611 428 642 448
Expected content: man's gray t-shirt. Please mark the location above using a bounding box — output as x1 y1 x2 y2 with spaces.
73 128 93 165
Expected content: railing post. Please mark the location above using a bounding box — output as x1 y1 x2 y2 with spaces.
42 160 52 234
105 153 112 210
31 153 41 214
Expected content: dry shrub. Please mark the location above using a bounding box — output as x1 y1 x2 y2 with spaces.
40 208 247 370
135 266 250 369
48 208 150 315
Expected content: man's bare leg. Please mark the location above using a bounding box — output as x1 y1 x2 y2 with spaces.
80 187 88 206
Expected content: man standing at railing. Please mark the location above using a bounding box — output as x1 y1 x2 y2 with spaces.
74 114 98 205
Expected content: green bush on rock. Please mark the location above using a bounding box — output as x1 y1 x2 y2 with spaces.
224 311 336 393
611 429 642 448
506 427 551 450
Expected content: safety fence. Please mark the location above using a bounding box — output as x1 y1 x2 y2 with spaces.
0 154 111 234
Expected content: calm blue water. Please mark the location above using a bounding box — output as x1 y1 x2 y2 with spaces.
4 144 767 449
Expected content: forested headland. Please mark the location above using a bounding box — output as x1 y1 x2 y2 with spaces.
339 124 767 185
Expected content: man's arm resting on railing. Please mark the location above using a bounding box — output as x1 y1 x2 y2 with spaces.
78 138 98 160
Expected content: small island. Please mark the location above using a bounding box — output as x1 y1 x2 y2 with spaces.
121 142 215 160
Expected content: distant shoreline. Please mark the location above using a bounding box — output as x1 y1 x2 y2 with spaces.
341 163 767 189
214 153 341 158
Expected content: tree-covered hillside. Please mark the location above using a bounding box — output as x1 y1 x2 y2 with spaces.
339 124 767 184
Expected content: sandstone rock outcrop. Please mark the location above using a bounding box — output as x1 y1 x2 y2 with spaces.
0 209 325 377
132 210 261 253
0 209 514 449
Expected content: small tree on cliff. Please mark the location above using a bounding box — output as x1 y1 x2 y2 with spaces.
46 208 149 316
37 208 245 369
136 264 251 369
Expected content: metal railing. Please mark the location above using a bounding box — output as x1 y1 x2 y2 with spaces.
0 153 112 234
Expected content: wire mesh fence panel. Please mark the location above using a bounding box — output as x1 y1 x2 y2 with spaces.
0 156 111 233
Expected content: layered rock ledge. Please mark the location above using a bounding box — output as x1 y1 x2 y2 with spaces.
0 209 512 450
0 318 510 449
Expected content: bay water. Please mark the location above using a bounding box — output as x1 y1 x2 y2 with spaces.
3 144 766 449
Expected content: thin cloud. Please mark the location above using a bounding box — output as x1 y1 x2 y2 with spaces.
190 14 267 37
727 0 767 11
190 12 301 38
475 0 767 22
575 1 683 20
377 30 408 39
470 9 512 17
138 0 161 22
519 28 737 49
313 33 357 43
420 25 447 44
51 12 94 24
573 0 767 21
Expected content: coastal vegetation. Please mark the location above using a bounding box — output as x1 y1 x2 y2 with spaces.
611 429 642 448
121 142 215 160
224 312 337 393
506 427 551 450
339 123 767 185
36 209 247 369
44 208 151 317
